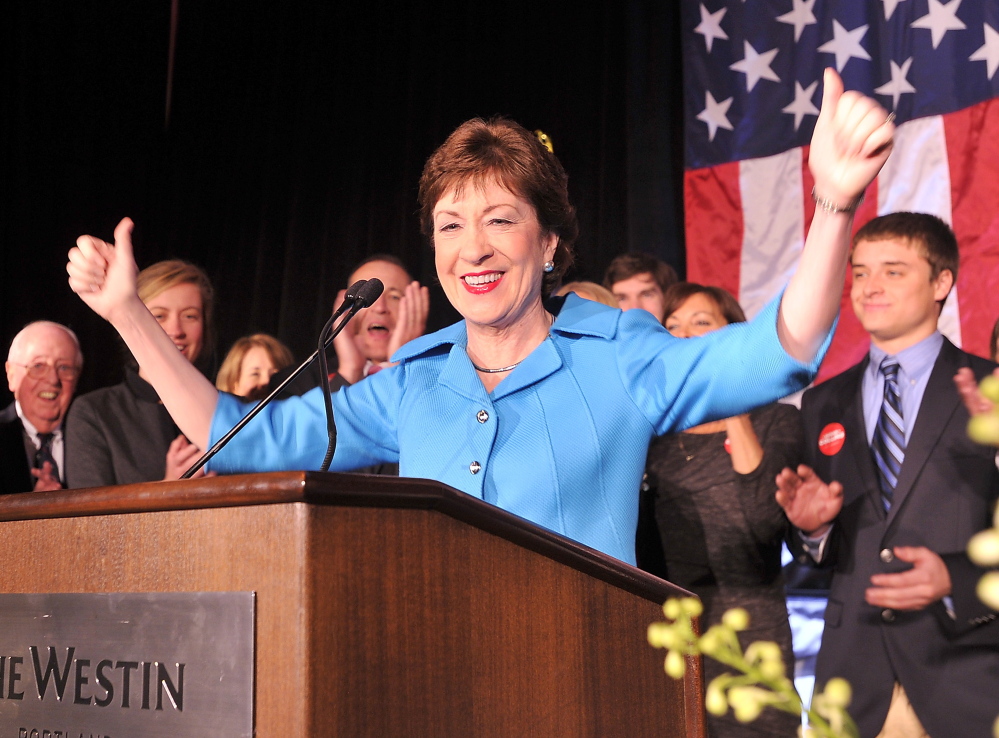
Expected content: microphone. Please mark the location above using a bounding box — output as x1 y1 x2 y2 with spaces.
180 281 381 479
354 278 384 308
332 279 368 320
345 279 369 302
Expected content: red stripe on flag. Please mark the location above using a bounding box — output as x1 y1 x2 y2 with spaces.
944 98 999 360
684 162 742 298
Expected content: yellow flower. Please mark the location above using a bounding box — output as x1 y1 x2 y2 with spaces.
722 607 750 631
968 529 999 567
665 650 686 679
980 375 999 402
968 412 999 446
823 678 852 709
976 572 999 611
729 686 765 722
680 597 703 617
705 681 728 716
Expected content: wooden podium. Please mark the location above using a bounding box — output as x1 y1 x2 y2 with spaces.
0 472 704 737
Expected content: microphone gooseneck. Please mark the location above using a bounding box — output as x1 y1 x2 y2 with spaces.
180 282 381 479
315 277 385 471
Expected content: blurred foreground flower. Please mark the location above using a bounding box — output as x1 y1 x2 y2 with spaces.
965 373 999 738
649 598 858 738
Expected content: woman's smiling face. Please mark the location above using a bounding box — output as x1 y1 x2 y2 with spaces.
433 179 557 333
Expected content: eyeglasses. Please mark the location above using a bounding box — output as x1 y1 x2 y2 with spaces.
10 362 81 381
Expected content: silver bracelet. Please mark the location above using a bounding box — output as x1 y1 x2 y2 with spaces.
812 186 864 215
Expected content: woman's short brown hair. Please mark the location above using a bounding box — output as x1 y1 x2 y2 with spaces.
662 283 747 326
135 259 216 371
215 333 294 394
418 118 578 296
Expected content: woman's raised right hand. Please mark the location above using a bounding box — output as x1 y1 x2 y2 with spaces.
67 217 142 324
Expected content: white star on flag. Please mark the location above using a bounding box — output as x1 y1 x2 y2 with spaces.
696 91 734 141
782 80 820 130
729 41 781 91
777 0 817 43
911 0 967 50
817 20 872 72
874 57 917 108
969 23 999 79
882 0 910 21
694 4 729 53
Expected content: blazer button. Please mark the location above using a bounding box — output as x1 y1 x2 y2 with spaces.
880 548 894 563
881 608 896 623
469 461 481 475
477 410 489 423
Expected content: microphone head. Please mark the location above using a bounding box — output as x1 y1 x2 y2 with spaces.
356 278 384 308
344 279 368 301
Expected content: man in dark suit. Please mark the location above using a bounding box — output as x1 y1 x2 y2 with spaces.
2 321 82 494
776 212 998 738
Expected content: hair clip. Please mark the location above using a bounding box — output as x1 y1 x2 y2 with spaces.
534 130 554 154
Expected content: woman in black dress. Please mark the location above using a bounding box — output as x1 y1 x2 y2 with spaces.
641 283 802 738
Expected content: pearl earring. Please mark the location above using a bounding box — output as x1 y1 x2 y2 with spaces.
543 261 554 273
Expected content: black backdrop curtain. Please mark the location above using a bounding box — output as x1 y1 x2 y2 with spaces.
1 1 684 400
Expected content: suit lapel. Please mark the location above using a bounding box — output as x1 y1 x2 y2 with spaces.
885 339 961 527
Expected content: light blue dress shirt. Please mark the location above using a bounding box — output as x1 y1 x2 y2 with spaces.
209 293 830 564
862 331 943 445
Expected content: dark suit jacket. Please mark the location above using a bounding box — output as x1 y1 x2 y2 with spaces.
0 403 34 494
800 338 999 738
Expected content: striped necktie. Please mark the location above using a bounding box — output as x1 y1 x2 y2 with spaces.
35 432 60 483
871 358 904 511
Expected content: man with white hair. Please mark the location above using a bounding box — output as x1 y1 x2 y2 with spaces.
2 321 82 493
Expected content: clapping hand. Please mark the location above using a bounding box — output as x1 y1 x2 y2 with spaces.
388 281 429 357
164 434 214 481
31 462 63 492
775 464 843 537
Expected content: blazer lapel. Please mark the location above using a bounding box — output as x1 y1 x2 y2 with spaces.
885 339 960 527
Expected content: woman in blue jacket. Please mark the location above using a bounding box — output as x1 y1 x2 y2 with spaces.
66 70 893 564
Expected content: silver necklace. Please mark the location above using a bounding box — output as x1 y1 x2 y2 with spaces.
471 360 522 373
469 319 552 374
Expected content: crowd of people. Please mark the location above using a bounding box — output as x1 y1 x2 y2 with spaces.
3 69 997 737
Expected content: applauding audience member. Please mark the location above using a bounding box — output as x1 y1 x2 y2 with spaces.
2 322 82 493
332 255 429 384
66 260 216 487
643 283 802 738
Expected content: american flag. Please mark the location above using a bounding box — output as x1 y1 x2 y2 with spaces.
682 0 999 380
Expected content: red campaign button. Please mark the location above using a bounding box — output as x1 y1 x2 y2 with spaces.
818 423 846 456
724 437 732 454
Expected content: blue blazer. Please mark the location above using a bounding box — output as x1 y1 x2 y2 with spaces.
210 293 825 564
